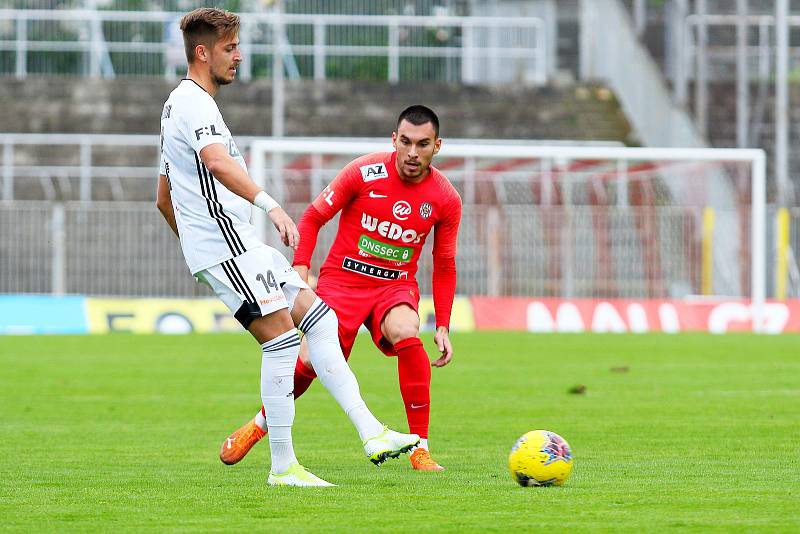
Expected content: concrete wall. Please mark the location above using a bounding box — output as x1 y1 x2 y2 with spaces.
0 78 632 142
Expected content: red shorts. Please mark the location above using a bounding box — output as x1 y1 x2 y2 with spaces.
316 278 420 358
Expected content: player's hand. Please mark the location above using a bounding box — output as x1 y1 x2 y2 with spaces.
432 326 452 367
294 265 309 283
268 207 300 249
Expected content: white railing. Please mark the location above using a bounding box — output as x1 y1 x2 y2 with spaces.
682 14 800 82
0 134 620 202
0 9 547 85
0 133 264 201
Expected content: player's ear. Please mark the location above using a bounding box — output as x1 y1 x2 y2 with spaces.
195 44 208 63
391 131 398 147
433 137 441 155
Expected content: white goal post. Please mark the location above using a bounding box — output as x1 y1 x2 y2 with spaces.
250 139 767 333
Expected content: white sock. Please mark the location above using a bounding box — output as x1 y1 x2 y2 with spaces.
299 298 384 441
419 438 429 451
254 409 268 432
261 329 301 474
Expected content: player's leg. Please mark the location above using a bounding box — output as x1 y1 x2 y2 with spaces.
235 298 357 463
247 311 330 486
221 287 357 466
376 297 445 471
202 252 332 486
289 286 420 464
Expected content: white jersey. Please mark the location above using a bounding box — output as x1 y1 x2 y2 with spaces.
159 79 262 274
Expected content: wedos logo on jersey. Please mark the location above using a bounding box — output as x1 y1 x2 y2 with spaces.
361 213 425 244
360 163 389 182
392 201 412 221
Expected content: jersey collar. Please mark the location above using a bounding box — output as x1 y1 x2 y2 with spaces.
181 78 210 95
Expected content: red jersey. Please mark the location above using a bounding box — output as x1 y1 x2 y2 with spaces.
293 151 462 328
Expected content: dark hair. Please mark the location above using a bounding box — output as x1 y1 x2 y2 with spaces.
180 8 240 64
397 105 440 137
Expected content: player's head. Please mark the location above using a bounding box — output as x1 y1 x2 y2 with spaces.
392 105 441 182
180 8 241 86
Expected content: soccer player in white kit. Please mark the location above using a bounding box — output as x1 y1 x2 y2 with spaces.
156 8 419 487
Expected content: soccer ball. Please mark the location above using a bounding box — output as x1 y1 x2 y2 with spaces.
508 430 573 487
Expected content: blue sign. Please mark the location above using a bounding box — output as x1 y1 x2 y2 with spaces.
0 295 89 334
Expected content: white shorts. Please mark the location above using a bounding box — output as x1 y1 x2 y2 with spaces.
196 246 309 328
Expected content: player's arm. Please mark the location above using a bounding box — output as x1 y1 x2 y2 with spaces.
199 143 299 249
292 162 362 279
430 194 463 368
156 173 179 238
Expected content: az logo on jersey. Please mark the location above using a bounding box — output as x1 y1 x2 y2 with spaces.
360 163 389 182
392 201 412 221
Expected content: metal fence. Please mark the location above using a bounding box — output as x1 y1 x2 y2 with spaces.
4 201 787 299
2 145 791 300
0 135 624 203
0 9 547 85
0 133 262 202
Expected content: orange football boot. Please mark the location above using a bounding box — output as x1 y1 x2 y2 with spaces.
219 418 266 465
409 448 445 471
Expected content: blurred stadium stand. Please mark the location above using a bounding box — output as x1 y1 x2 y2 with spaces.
1 0 798 300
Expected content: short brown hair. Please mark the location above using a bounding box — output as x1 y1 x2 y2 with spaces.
180 8 240 64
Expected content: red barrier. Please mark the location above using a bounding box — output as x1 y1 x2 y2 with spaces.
469 297 800 334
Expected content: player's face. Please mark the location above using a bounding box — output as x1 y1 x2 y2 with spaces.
208 34 242 86
392 120 441 182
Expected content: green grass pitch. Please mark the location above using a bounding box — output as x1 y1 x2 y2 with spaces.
1 332 798 532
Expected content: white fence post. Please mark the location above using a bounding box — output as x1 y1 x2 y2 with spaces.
250 141 268 244
240 19 252 82
535 19 547 85
388 20 400 83
751 151 766 333
2 142 13 201
735 0 749 149
695 0 708 138
15 13 26 79
461 20 475 84
51 203 66 295
486 206 501 296
80 140 92 201
313 18 326 81
674 0 688 106
89 13 101 77
464 156 476 205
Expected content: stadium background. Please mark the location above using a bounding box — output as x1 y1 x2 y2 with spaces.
2 2 800 532
2 0 799 334
0 0 800 332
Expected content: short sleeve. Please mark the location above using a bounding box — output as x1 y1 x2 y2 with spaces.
178 96 226 154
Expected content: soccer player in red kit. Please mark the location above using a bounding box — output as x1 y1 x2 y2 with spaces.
221 105 461 471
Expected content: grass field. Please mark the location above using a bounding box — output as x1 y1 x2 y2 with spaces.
1 332 799 532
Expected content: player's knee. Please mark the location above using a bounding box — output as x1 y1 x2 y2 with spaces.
301 299 339 340
316 305 339 335
384 321 420 345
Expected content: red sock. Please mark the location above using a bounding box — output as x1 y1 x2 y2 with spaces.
260 358 317 420
394 337 431 438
